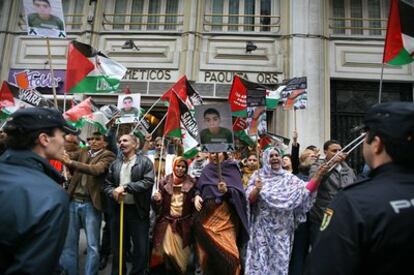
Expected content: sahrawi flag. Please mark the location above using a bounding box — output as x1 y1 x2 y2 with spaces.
163 92 199 159
0 81 53 118
161 75 203 109
383 0 414 65
65 41 127 93
63 97 109 134
229 75 284 116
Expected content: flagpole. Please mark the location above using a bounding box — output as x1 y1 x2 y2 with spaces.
293 108 297 132
63 93 67 113
156 136 165 191
378 62 385 104
119 198 124 275
150 113 167 136
130 97 162 133
46 38 58 109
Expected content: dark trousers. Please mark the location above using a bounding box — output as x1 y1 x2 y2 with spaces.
109 202 150 275
101 195 112 256
289 221 310 275
308 220 321 248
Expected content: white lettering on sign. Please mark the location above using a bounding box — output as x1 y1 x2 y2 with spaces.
203 71 282 84
123 69 172 81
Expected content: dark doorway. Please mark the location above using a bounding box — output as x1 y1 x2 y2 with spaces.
330 80 413 173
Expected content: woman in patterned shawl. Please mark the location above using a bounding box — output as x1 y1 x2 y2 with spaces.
194 152 249 275
245 147 327 275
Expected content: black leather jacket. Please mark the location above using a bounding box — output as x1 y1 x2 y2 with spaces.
103 152 154 219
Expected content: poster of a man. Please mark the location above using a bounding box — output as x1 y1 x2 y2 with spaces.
195 104 234 152
117 94 140 124
23 0 66 38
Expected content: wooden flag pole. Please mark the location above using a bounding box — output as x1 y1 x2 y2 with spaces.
293 108 297 131
46 38 58 109
216 153 223 181
119 199 124 275
156 136 165 191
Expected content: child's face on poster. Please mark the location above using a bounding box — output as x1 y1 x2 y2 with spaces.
204 113 220 129
34 0 52 18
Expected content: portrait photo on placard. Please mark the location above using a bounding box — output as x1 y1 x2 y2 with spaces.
117 94 141 124
246 89 267 137
194 103 234 153
23 0 66 38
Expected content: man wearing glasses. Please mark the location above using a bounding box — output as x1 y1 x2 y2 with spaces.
59 131 115 275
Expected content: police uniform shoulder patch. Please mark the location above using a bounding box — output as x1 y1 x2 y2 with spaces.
320 208 334 231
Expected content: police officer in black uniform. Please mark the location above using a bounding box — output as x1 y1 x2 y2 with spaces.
305 101 414 275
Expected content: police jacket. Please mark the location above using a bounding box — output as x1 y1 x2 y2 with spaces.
103 152 154 219
305 163 414 275
0 149 69 275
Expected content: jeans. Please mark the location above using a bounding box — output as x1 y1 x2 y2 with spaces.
60 201 102 275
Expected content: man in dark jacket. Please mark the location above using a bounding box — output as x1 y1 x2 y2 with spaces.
103 134 154 275
0 107 78 274
305 102 414 275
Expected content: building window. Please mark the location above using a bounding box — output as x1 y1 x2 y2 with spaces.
104 0 183 31
204 0 280 33
330 0 390 36
62 0 85 30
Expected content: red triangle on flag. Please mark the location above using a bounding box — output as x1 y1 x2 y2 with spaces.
0 81 17 109
163 92 181 138
64 42 95 93
64 97 94 122
161 75 188 102
383 0 404 63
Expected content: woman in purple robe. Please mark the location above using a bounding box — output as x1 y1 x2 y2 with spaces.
193 152 248 275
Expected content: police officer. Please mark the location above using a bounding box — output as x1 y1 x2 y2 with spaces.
0 107 78 274
305 101 414 275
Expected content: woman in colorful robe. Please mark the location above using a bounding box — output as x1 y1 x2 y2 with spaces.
193 152 249 275
151 156 196 274
245 147 327 275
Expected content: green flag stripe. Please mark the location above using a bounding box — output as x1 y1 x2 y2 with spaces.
70 76 121 93
387 48 414 65
167 128 181 138
183 147 199 159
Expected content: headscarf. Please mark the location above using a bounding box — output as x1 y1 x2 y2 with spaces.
248 146 312 225
260 147 286 177
172 156 188 185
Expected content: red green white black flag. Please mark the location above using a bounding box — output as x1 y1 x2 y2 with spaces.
383 0 414 65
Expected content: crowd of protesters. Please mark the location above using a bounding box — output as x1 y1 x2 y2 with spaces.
1 102 414 275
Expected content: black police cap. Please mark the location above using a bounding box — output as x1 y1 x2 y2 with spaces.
4 107 79 135
363 101 414 141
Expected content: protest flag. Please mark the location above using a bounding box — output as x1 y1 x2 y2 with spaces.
0 81 54 117
281 77 307 110
64 97 108 134
233 117 255 146
65 41 127 93
161 75 203 109
163 92 199 158
383 0 414 65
